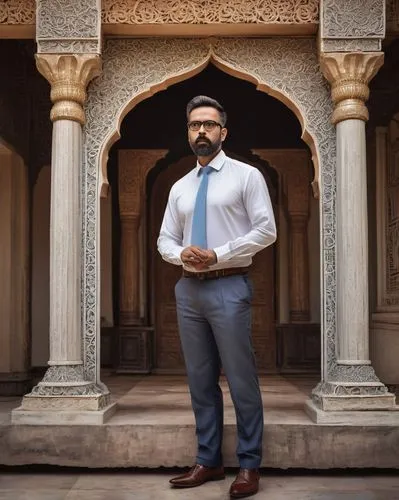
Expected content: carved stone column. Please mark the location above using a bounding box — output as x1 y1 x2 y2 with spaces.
118 150 167 326
12 55 115 424
307 52 397 418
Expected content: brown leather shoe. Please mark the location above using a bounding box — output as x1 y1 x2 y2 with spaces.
169 464 225 488
229 468 260 498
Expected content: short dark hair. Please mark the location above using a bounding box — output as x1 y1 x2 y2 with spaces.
186 95 227 127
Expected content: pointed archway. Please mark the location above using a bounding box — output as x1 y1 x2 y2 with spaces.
83 38 334 396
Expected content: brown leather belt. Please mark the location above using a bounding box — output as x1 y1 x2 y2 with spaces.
182 267 250 280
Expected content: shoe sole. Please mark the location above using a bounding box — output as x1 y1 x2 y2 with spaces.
170 475 226 488
230 487 259 498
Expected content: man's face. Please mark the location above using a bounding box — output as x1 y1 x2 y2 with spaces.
188 106 227 156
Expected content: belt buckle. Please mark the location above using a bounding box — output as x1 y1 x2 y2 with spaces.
198 273 206 280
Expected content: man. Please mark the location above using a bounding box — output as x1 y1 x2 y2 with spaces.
157 95 277 498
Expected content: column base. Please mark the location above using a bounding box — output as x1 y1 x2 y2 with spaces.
0 372 31 397
310 380 396 411
12 402 117 425
305 399 399 424
11 364 116 424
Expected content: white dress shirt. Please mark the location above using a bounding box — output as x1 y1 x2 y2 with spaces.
157 150 277 271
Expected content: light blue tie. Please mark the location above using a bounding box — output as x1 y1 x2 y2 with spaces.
191 166 213 248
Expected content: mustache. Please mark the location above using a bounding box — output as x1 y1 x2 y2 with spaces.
195 136 211 144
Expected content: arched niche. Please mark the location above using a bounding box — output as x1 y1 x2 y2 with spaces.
83 37 335 384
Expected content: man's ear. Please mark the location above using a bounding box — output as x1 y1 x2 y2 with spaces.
221 127 228 142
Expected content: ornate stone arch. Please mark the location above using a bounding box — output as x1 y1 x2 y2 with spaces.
84 37 336 384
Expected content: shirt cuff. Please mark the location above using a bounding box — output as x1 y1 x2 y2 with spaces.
213 244 231 264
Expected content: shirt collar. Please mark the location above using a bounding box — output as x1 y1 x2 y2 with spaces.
195 150 226 175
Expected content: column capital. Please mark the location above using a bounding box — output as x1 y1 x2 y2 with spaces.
320 52 384 125
35 54 101 125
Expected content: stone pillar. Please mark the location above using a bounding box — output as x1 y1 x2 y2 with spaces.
118 150 167 326
0 145 30 396
12 54 116 425
322 53 382 366
306 52 397 420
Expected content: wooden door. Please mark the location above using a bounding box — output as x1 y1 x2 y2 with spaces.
150 155 277 373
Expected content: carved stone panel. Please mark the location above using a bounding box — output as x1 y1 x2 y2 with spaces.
36 0 101 54
102 0 319 25
1 0 320 25
319 0 385 53
0 0 35 24
321 0 385 39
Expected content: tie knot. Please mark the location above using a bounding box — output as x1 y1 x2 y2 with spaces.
200 165 212 176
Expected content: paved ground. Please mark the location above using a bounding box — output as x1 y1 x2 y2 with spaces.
0 469 398 499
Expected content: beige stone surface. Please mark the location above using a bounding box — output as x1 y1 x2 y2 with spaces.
1 375 399 469
0 470 398 500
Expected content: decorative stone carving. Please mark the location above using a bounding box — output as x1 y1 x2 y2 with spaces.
14 51 113 417
36 0 101 54
320 39 381 53
320 52 384 124
312 49 396 410
35 54 101 124
38 40 100 54
83 38 340 386
102 0 319 25
38 0 99 38
320 0 385 39
0 0 35 24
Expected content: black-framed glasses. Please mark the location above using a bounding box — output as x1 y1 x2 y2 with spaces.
187 120 222 132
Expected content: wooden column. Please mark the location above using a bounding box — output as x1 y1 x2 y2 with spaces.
118 150 167 326
286 171 311 322
0 145 30 396
252 149 311 322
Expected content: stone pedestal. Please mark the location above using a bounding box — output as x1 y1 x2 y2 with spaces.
309 52 397 415
0 145 30 396
12 54 115 424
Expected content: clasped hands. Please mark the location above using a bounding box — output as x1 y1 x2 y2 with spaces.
181 246 217 271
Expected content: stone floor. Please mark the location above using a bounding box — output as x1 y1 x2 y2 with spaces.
1 374 398 469
0 373 317 427
0 469 398 499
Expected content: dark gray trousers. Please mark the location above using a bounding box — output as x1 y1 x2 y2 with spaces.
175 274 263 468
